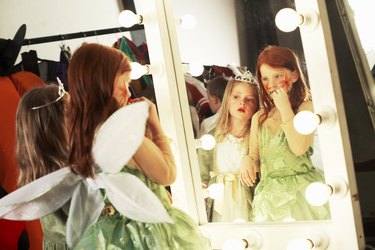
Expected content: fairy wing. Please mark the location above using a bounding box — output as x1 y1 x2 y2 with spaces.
92 101 149 174
0 167 81 220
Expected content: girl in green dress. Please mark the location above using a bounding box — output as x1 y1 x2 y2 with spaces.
240 45 330 222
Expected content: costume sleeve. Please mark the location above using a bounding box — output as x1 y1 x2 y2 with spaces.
281 101 314 156
197 147 213 185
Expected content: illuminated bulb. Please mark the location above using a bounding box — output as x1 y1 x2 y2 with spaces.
293 106 337 135
288 231 329 250
305 177 348 206
130 62 149 79
222 231 263 250
194 134 216 150
293 111 320 135
222 238 247 250
275 8 319 32
287 239 314 250
178 14 197 29
206 183 224 199
305 182 332 206
182 62 204 77
118 10 143 28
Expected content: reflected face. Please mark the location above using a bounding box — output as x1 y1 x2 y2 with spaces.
259 64 297 96
228 82 258 122
113 72 131 107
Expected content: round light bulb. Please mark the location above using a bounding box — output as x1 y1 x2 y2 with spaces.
118 10 142 28
200 134 216 150
293 110 320 135
207 183 224 199
305 182 332 206
130 62 149 79
275 8 304 32
179 14 197 29
188 62 204 77
287 239 314 250
222 238 247 250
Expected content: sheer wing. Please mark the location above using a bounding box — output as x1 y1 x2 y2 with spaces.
93 101 149 174
0 167 81 220
99 173 173 224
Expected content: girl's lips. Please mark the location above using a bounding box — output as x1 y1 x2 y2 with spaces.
237 108 245 112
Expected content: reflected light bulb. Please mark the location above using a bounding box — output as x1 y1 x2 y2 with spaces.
118 10 143 28
287 239 314 250
305 182 332 206
293 110 321 135
130 62 149 79
275 8 304 32
179 14 197 29
207 183 224 199
182 62 204 77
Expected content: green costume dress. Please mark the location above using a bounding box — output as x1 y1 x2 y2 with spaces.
250 125 330 222
74 166 211 250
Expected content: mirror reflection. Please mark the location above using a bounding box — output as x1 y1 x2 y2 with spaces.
173 0 330 223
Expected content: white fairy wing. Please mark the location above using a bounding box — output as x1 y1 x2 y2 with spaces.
99 173 173 223
0 167 81 220
66 180 105 248
93 101 149 173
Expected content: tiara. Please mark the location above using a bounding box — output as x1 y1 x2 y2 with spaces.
32 77 67 110
235 71 258 86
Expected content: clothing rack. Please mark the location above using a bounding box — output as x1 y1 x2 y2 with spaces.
23 25 144 46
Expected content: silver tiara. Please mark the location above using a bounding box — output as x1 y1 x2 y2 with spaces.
32 77 67 110
235 71 258 87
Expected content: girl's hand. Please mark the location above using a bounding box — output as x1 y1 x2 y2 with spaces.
129 97 159 131
271 88 291 113
239 155 259 187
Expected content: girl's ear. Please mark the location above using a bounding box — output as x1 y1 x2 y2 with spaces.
291 70 299 83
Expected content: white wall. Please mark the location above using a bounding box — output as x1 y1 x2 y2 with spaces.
0 0 128 63
171 0 240 67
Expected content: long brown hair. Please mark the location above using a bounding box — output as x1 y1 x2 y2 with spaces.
16 84 69 186
255 45 311 124
67 43 131 178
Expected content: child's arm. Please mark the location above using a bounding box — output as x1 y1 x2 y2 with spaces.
240 111 260 187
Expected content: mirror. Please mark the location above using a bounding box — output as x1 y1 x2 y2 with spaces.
172 0 330 223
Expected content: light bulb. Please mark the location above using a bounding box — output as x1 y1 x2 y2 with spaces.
207 183 224 199
130 62 149 79
222 238 247 250
305 177 348 206
200 134 216 150
275 8 304 32
178 14 197 29
287 239 314 250
293 110 321 135
305 182 333 206
288 231 329 250
182 62 204 77
118 10 143 28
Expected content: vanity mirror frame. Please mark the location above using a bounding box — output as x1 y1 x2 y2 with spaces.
135 0 365 248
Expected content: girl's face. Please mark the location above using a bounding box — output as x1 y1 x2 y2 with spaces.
113 72 131 107
259 64 298 96
228 82 258 122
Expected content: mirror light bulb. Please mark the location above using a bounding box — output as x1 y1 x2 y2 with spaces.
275 8 304 32
179 14 197 29
222 238 247 250
130 62 149 79
305 182 332 206
118 10 143 28
199 134 216 150
207 183 224 199
293 110 321 135
287 239 314 250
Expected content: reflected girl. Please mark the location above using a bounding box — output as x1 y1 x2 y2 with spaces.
240 45 330 222
198 72 259 222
